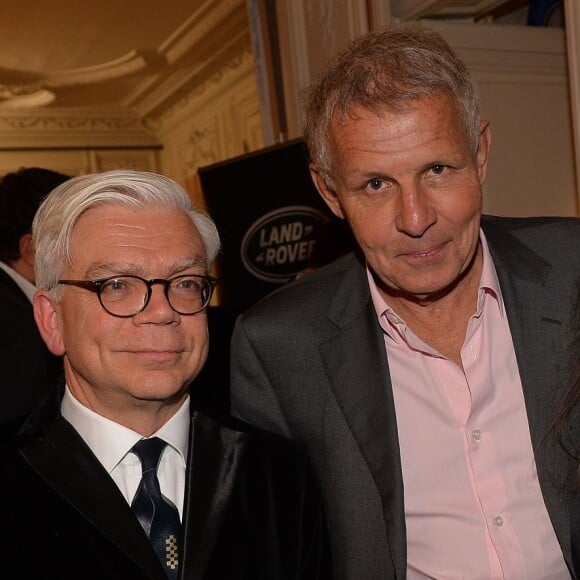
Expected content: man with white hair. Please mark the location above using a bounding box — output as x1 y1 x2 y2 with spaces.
0 169 330 580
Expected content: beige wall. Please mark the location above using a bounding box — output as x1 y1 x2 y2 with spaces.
153 50 264 208
429 21 577 217
265 1 578 218
0 2 576 220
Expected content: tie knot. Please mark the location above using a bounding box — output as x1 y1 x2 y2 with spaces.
132 437 167 473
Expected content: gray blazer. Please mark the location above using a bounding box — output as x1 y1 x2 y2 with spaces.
230 215 580 579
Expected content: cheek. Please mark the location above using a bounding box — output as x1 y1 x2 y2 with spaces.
343 205 393 250
59 304 114 358
184 318 209 356
195 321 210 355
438 180 482 225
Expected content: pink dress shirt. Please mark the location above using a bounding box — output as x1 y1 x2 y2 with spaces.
368 231 569 579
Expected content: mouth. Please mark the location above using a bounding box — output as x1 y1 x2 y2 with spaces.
126 349 184 363
401 242 446 262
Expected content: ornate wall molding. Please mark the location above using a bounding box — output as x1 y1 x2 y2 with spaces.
146 48 256 136
156 46 263 187
128 0 250 117
0 108 159 149
0 0 250 152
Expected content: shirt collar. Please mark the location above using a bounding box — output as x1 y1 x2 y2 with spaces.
367 228 505 336
0 261 36 302
61 385 190 474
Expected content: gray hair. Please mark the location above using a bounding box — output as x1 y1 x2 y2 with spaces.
32 169 221 292
303 22 481 185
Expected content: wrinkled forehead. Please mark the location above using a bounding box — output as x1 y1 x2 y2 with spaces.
67 204 205 275
71 202 194 237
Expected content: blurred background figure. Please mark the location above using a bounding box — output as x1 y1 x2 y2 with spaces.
0 166 70 423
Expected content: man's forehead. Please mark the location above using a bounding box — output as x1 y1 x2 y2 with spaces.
75 202 185 223
67 205 205 272
71 204 198 240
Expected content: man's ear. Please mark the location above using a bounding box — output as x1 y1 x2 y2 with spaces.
33 291 65 356
18 232 35 267
476 119 492 185
310 164 345 219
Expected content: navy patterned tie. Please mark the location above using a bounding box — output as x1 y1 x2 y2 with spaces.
131 437 181 579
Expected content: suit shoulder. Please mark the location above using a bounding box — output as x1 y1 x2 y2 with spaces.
240 251 362 319
482 215 580 267
193 412 310 464
225 414 310 463
482 214 580 237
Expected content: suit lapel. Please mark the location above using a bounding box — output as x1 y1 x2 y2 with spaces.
319 256 407 576
483 220 569 444
483 218 573 552
180 412 247 580
19 414 165 579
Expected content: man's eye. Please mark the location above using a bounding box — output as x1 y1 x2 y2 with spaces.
109 280 126 291
103 278 134 293
367 178 384 190
431 165 445 175
176 278 196 290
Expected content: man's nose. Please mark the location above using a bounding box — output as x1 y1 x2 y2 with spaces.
394 183 436 237
136 282 177 321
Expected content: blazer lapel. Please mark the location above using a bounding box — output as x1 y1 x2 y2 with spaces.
319 256 407 576
483 218 573 554
484 220 570 443
19 414 165 579
180 412 247 580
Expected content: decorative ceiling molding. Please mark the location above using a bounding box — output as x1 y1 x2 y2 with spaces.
128 0 250 116
0 108 159 149
145 48 255 135
160 0 245 63
46 49 168 87
0 88 55 109
0 0 253 147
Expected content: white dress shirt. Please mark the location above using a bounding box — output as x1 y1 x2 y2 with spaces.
61 385 190 519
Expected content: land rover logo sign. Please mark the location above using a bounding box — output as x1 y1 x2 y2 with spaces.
241 205 328 283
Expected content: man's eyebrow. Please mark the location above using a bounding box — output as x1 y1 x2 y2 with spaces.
84 263 131 278
84 258 207 279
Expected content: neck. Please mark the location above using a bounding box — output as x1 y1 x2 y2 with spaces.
381 247 483 366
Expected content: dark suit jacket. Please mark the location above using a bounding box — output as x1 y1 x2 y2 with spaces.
0 267 63 422
230 215 580 579
0 382 330 579
573 488 580 574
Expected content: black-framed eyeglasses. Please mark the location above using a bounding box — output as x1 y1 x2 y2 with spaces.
57 274 217 318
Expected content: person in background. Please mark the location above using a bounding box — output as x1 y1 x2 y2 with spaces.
0 166 70 422
230 22 580 578
0 169 329 579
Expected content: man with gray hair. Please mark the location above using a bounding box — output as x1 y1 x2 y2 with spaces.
230 22 580 578
0 169 329 579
